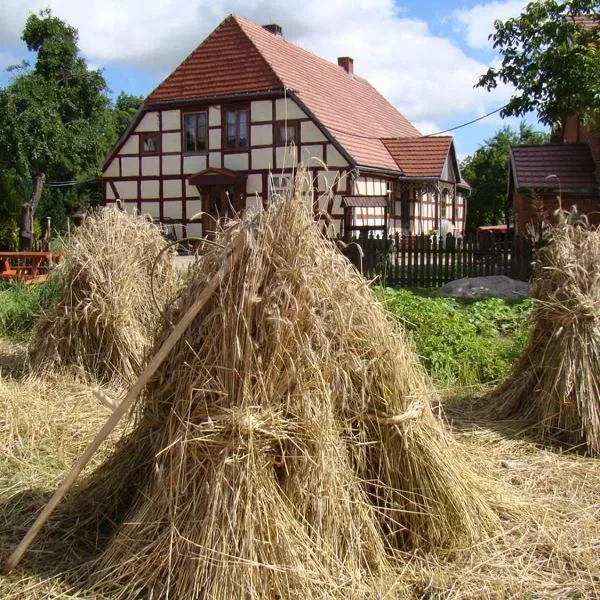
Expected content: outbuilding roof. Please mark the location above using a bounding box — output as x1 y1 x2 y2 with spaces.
381 136 454 177
147 15 420 170
510 143 599 193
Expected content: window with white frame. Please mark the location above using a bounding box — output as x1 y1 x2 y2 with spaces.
268 173 293 200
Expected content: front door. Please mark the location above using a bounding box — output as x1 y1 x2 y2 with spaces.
202 185 240 237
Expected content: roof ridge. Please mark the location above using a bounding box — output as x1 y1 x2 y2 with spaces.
234 15 358 85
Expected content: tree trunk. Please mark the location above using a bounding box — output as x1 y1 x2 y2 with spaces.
19 173 45 251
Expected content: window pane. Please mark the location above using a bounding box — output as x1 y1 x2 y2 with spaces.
286 124 296 143
143 135 157 153
196 113 207 150
226 111 237 148
184 114 196 152
238 111 248 147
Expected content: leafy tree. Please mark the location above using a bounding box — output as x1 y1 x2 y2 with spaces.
461 123 548 230
477 0 599 126
111 92 144 139
0 9 112 247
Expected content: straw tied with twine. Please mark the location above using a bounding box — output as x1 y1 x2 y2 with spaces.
3 179 498 598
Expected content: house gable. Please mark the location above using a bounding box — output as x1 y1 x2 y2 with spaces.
148 17 283 103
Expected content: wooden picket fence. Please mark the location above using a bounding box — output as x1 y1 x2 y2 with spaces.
341 232 534 288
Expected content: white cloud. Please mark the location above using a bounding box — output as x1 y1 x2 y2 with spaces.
0 0 515 137
411 121 442 136
453 0 527 50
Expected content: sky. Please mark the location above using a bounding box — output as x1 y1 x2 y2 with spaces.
0 0 543 160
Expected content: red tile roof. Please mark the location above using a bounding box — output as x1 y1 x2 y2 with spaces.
511 143 599 192
148 18 282 101
381 136 453 177
147 15 421 170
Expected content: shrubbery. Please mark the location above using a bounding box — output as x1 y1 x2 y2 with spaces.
0 280 60 339
379 288 532 387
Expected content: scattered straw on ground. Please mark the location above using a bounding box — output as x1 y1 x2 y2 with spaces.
492 209 600 455
28 207 178 386
1 358 598 599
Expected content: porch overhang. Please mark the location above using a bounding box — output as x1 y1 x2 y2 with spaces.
342 196 388 208
187 167 247 188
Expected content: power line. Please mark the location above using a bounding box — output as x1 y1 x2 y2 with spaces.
45 176 98 188
423 105 507 137
325 104 508 140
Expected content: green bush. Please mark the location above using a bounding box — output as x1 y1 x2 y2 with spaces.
0 279 60 339
379 289 532 387
0 217 19 251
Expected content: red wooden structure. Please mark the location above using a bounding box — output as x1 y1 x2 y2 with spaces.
0 252 62 285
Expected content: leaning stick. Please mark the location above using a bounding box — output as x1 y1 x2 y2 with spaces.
2 233 246 575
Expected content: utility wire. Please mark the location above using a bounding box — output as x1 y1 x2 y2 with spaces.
45 176 98 188
423 105 507 137
324 104 508 140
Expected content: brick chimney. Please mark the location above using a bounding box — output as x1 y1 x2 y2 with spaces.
263 23 283 37
338 56 354 75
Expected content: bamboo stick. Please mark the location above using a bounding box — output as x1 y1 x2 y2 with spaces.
2 233 246 575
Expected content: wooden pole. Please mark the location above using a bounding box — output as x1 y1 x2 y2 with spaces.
2 232 246 575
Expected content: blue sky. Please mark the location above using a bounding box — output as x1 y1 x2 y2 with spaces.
0 0 542 160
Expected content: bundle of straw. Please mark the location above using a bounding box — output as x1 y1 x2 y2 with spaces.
29 207 177 385
493 209 600 455
70 171 496 599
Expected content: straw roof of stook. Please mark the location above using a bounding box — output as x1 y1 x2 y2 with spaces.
493 208 600 454
69 171 497 599
29 207 177 386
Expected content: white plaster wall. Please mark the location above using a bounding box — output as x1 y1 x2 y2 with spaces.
251 124 272 146
186 199 203 219
141 156 160 176
300 145 324 164
317 170 339 192
162 132 181 153
123 201 138 215
186 223 203 237
301 121 326 143
209 152 222 168
164 179 182 198
246 173 263 194
162 109 180 131
119 135 139 155
224 153 249 171
135 112 160 132
163 201 183 220
251 100 272 122
326 144 348 168
141 202 160 219
209 129 221 149
209 106 221 127
332 194 344 214
337 170 348 193
114 180 137 200
252 148 272 170
141 180 159 199
163 155 181 175
185 181 200 198
183 155 207 174
245 195 263 216
276 146 297 169
104 159 120 177
275 98 306 120
317 193 329 212
105 184 115 200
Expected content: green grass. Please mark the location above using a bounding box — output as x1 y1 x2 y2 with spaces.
0 279 60 340
379 288 532 387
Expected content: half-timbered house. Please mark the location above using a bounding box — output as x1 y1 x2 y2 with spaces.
102 15 468 240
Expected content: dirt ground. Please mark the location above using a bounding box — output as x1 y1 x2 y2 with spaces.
0 340 598 599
